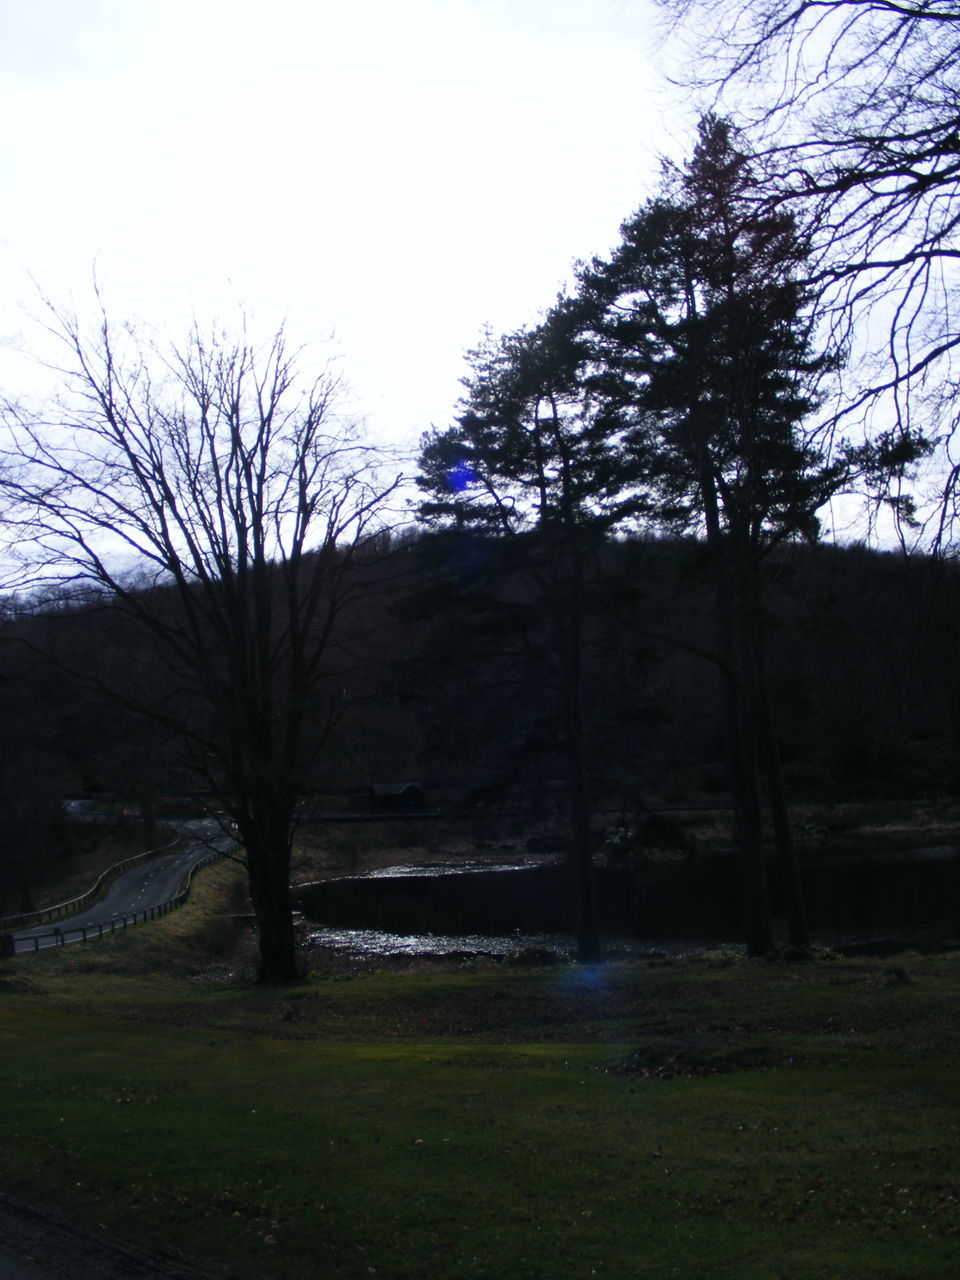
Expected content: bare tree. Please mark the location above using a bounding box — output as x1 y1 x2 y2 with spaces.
658 0 959 527
1 303 400 983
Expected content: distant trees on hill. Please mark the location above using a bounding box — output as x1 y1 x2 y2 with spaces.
1 530 958 947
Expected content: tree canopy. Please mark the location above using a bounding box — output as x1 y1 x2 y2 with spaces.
658 0 960 532
576 114 846 553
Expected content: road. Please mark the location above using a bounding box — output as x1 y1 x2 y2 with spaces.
10 824 232 954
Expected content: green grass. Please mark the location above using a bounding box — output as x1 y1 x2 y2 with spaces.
1 865 959 1278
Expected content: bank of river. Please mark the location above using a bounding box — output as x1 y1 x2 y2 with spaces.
300 923 730 963
293 844 960 960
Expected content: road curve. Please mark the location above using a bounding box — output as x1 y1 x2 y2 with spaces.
10 825 233 954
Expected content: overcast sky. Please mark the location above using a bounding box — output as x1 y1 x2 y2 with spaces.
0 0 690 449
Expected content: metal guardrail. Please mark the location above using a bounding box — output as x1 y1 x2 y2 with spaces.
8 849 225 954
0 832 182 931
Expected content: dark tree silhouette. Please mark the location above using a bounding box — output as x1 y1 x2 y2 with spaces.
0 305 398 983
418 313 648 961
575 116 848 952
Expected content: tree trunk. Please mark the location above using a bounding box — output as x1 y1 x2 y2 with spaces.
565 693 602 963
719 662 774 956
554 543 602 964
754 670 809 949
15 862 35 915
702 478 774 956
245 832 300 984
743 570 809 951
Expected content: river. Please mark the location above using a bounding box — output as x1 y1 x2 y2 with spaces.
294 845 960 959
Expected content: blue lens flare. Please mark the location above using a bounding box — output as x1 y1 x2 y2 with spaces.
559 962 609 993
447 460 478 493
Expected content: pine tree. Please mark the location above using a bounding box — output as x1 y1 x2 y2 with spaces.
418 311 648 961
577 116 847 953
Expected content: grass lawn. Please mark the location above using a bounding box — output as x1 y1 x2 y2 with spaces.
1 861 958 1278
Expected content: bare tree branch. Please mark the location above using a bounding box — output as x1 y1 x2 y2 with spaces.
0 303 401 982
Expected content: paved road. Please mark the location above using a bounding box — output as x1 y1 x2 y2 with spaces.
10 825 232 954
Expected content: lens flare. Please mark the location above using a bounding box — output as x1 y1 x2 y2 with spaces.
447 460 478 493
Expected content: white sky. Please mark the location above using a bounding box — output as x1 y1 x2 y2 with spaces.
0 0 689 452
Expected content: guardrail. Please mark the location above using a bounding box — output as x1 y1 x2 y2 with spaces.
0 832 182 931
8 849 226 954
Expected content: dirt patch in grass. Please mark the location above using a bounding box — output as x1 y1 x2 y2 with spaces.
603 1033 795 1079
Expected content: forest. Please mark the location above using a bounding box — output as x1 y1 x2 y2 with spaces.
1 530 957 943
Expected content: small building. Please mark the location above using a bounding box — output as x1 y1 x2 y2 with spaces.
155 796 209 819
356 783 427 813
